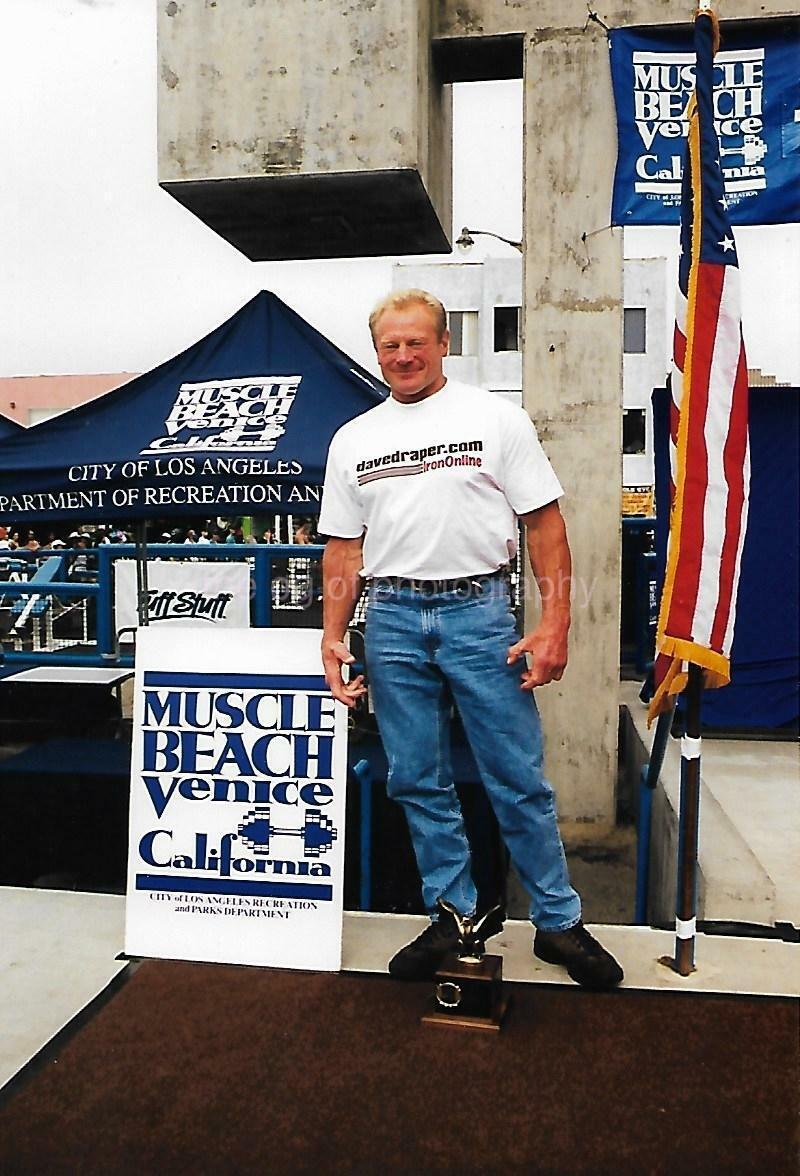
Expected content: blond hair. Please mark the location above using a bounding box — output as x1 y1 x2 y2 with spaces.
369 289 447 342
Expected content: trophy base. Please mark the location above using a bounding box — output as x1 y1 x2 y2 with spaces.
421 952 511 1033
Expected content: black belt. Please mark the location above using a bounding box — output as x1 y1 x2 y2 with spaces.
371 567 509 595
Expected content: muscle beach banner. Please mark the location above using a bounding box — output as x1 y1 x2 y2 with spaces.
0 291 386 525
125 627 348 970
114 560 251 636
610 18 800 225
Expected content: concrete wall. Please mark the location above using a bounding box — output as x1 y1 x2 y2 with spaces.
158 0 451 257
521 25 623 823
160 0 418 181
433 1 799 38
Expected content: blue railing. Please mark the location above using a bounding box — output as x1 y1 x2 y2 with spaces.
0 543 325 669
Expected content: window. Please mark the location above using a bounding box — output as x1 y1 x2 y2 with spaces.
623 408 647 454
623 307 647 354
493 306 520 352
447 310 478 356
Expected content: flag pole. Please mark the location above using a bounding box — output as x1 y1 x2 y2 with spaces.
673 662 703 974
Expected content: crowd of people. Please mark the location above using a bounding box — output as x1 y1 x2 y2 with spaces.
0 524 127 552
0 518 323 609
0 519 319 552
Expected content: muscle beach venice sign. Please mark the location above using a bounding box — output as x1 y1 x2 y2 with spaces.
140 376 302 454
125 628 349 970
610 21 800 225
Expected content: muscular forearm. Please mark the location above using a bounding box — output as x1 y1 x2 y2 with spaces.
320 536 367 707
524 502 572 633
507 502 572 689
322 536 364 640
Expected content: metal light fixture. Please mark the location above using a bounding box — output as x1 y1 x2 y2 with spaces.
455 226 523 253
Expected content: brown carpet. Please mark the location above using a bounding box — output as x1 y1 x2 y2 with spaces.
0 962 796 1175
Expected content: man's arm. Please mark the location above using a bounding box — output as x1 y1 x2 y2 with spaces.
506 501 572 690
321 535 369 707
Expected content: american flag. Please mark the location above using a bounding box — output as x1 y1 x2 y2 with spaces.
648 8 751 723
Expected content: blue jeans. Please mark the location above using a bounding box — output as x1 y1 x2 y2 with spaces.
364 576 581 931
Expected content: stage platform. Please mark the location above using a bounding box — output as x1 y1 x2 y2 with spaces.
1 887 797 1096
621 682 800 930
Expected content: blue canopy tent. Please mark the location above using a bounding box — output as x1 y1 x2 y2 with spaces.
0 413 23 442
0 291 386 526
653 384 799 731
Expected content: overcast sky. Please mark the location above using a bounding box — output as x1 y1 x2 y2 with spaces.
1 0 797 384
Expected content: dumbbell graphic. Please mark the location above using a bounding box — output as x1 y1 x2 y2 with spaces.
720 135 767 166
237 805 338 858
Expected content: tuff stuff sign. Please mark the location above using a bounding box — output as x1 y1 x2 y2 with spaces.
114 560 250 635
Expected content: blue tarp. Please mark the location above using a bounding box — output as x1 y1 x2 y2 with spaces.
0 291 386 524
0 414 23 442
653 384 799 730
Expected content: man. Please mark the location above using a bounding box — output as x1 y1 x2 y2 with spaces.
319 289 622 990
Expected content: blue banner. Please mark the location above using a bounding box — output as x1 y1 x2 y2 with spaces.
610 19 800 225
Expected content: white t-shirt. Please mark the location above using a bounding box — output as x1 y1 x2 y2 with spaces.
318 379 563 580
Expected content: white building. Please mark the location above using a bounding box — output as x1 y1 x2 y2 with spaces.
622 257 669 504
392 258 523 407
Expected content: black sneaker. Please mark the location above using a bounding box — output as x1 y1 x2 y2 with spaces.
533 922 623 990
388 909 462 981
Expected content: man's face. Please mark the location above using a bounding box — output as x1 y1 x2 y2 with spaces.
372 304 449 403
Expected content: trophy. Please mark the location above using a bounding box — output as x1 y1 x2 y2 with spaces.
421 901 510 1032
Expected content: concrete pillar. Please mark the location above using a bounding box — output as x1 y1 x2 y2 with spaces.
522 26 623 825
157 0 451 259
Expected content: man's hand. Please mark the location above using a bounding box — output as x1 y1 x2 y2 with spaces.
506 619 569 690
321 535 367 708
511 501 573 690
321 636 368 708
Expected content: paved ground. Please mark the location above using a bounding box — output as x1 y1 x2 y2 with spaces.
2 888 797 1097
